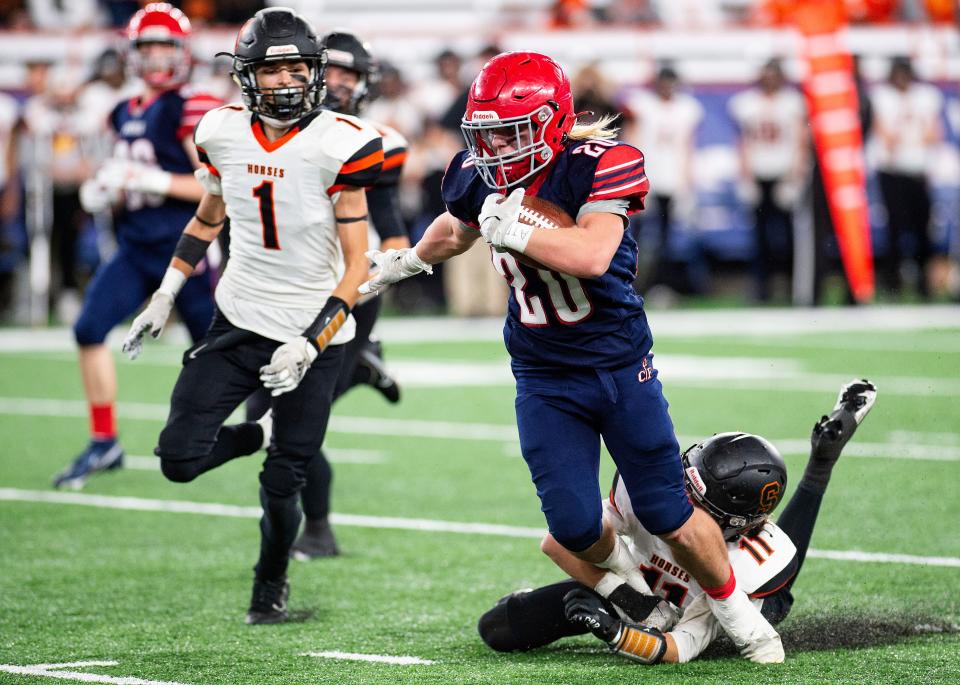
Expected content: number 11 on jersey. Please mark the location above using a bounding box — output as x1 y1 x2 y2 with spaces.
253 180 280 249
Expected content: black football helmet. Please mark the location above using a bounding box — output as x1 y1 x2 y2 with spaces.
221 8 325 124
681 432 787 540
321 30 378 114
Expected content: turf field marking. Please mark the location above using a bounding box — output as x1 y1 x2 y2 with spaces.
1 396 956 462
0 661 194 685
300 651 434 666
2 488 959 568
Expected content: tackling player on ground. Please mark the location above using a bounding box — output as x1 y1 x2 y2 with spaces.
361 51 785 662
478 380 877 664
52 3 220 489
120 8 382 624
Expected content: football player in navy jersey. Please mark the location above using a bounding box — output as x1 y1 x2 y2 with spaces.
361 51 783 662
52 3 220 490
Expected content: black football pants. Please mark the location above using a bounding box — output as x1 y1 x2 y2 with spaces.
155 308 344 581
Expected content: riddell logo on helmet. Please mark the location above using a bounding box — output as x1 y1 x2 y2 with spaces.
685 467 707 497
266 45 299 56
472 111 499 122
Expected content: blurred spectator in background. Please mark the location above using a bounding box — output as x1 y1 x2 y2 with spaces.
653 0 724 28
411 48 463 125
870 56 943 299
729 58 808 302
28 0 101 29
604 0 659 24
571 61 624 128
20 61 98 322
548 0 595 28
0 89 20 315
366 61 423 141
78 48 139 135
440 44 507 316
623 64 704 295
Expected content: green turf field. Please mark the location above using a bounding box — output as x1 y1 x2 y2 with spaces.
0 313 958 685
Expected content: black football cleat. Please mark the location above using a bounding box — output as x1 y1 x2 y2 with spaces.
245 577 290 625
810 379 877 464
291 518 340 560
358 340 400 404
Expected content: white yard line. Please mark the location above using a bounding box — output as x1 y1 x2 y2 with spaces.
0 661 194 685
0 307 956 350
1 397 956 461
1 488 957 568
300 652 434 666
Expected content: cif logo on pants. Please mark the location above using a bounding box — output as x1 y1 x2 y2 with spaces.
637 356 654 384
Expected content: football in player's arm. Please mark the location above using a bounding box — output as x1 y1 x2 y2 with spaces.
478 380 877 664
120 8 383 625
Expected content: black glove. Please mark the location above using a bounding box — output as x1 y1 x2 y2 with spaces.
563 588 621 642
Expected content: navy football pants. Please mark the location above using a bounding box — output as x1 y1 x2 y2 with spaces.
73 244 213 346
512 356 692 551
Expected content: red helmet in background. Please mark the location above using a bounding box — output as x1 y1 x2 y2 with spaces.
126 3 192 90
461 51 575 190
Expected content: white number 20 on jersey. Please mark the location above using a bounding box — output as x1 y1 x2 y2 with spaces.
492 251 593 326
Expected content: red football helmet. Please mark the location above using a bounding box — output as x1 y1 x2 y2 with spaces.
461 52 575 190
126 3 192 90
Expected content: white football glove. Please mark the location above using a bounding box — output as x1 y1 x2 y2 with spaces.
478 187 532 252
122 291 174 360
359 248 433 295
78 178 116 214
259 336 318 397
97 158 172 196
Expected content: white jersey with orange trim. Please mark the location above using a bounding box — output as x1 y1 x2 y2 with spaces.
194 105 383 343
728 87 806 180
605 473 797 662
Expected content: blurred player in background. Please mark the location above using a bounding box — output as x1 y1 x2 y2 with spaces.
121 8 381 624
52 3 219 489
624 63 704 295
243 29 409 560
479 380 877 665
361 51 785 662
871 56 943 299
729 58 808 303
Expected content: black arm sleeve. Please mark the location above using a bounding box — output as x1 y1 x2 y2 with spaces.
478 580 591 653
303 296 350 353
366 184 407 242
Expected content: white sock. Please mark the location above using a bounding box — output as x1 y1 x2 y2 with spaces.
707 589 784 663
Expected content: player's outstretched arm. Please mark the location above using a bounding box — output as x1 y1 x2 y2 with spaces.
359 212 476 295
122 192 226 360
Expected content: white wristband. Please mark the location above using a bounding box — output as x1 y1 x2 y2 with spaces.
402 247 434 275
500 220 534 253
157 267 187 298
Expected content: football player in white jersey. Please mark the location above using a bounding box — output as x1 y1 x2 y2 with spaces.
120 8 383 625
479 379 877 664
241 30 412 560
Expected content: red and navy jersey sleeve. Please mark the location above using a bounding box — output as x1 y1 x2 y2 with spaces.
440 150 485 230
177 92 222 141
333 137 384 190
586 143 649 214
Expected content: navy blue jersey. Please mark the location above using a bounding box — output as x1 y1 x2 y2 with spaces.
109 89 219 248
442 139 652 369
